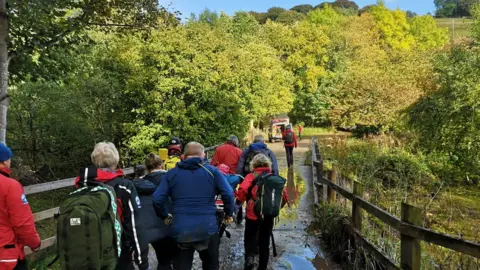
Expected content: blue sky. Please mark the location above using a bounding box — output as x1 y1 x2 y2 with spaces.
165 0 436 20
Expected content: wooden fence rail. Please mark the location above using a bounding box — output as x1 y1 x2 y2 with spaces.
25 145 220 256
310 138 480 270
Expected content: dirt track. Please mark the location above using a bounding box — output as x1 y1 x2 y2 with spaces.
147 139 333 270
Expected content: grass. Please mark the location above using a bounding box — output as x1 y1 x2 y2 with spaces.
435 18 472 40
300 126 348 138
313 135 480 269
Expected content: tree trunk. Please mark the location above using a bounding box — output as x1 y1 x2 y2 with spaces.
0 0 8 143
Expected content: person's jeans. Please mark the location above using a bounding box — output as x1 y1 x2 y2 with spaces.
151 237 178 270
285 146 294 167
172 234 220 270
244 217 274 270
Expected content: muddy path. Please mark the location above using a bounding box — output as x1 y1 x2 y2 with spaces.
147 139 334 270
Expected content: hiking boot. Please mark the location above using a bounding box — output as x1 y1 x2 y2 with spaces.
244 257 255 270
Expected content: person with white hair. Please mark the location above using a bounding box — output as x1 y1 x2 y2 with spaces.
237 154 288 270
153 142 234 270
73 142 149 270
235 135 279 225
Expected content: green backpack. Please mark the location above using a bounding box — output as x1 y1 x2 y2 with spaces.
248 172 287 219
56 170 122 270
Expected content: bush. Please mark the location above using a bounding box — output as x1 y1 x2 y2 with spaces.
320 137 435 192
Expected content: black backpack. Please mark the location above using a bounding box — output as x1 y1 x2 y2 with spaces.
55 167 121 269
248 172 287 219
243 150 261 176
285 131 294 144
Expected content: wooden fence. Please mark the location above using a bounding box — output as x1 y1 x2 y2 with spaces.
24 145 219 256
310 138 480 270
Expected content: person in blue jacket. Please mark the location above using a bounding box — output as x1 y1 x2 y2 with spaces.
237 135 279 177
153 142 234 270
235 135 279 225
133 153 176 270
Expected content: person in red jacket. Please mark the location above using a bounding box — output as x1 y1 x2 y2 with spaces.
237 154 287 270
211 135 242 175
298 124 303 140
0 143 41 270
282 125 298 168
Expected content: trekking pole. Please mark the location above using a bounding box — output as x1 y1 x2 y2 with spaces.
271 231 278 257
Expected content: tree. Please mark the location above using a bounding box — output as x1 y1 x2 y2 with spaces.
249 11 268 24
232 12 260 42
435 0 460 17
472 3 480 41
266 7 287 21
406 10 417 18
261 21 331 125
0 0 164 142
290 4 314 14
434 0 474 17
276 10 306 25
198 9 220 25
359 4 377 15
409 43 480 183
316 0 359 13
369 5 415 50
410 15 449 50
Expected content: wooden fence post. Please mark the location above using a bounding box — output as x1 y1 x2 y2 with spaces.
352 181 364 231
401 203 422 270
328 169 337 203
315 142 323 180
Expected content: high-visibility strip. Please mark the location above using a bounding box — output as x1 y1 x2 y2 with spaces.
128 200 142 264
0 259 18 262
84 167 88 186
118 185 131 194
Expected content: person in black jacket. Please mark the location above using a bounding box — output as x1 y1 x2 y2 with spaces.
133 153 177 270
75 142 148 270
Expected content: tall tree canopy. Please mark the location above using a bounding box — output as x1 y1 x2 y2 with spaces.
0 0 171 142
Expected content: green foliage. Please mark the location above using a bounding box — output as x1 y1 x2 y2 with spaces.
408 42 480 183
435 0 475 17
369 5 415 50
276 10 306 25
197 9 220 25
316 0 359 15
410 15 449 50
307 5 345 28
290 4 313 15
8 0 167 81
320 137 434 191
472 3 480 41
266 7 287 21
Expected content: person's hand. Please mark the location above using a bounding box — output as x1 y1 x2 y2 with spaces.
32 244 41 252
163 214 173 225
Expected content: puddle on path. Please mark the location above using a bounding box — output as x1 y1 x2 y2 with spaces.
273 167 330 270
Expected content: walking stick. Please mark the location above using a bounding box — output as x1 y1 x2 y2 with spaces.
271 231 278 257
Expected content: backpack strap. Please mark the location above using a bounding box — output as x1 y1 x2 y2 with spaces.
247 171 269 200
78 166 98 187
199 163 214 179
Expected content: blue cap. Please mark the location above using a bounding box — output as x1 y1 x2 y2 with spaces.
0 143 12 162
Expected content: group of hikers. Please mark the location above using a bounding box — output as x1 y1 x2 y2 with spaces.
0 124 300 270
